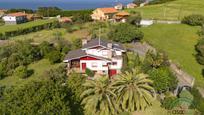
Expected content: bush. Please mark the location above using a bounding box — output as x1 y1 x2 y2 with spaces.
149 0 176 4
72 38 82 50
161 96 177 109
14 66 33 79
127 12 142 27
108 23 144 43
85 68 94 77
182 14 204 26
60 9 93 17
179 90 194 108
195 38 204 65
47 51 62 64
72 13 92 24
190 88 204 114
147 67 178 93
0 81 71 114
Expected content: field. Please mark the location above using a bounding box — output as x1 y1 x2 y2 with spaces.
0 19 57 34
141 24 204 87
126 0 204 20
0 59 61 86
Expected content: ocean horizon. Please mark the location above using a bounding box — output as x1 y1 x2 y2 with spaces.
0 0 133 10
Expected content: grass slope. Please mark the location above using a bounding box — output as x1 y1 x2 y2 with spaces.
141 24 204 87
11 28 89 43
0 59 61 86
126 0 204 20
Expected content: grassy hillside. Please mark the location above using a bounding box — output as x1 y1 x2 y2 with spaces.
141 24 204 87
11 28 89 43
126 0 204 20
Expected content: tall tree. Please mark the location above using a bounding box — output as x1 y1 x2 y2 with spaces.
80 77 117 115
112 69 155 112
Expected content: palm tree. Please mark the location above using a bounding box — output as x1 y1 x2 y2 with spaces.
80 77 117 115
112 69 155 112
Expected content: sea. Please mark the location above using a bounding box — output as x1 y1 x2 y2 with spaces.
0 0 133 10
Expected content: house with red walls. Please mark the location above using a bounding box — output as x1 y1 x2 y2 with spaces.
63 38 126 77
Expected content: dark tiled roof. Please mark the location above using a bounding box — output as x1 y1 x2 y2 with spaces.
82 38 125 51
64 49 87 61
64 49 112 61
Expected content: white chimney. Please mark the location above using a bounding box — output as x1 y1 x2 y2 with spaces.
82 39 88 46
107 43 112 49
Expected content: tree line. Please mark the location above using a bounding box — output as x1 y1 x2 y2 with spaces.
0 20 60 40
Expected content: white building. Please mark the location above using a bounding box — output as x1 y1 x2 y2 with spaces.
114 3 123 10
3 12 27 25
63 38 126 77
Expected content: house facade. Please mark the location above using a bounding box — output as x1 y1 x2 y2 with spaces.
3 12 27 25
63 38 126 77
91 8 118 21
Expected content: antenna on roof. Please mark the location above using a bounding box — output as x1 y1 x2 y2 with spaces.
99 27 101 45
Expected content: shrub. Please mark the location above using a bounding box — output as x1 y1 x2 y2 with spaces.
0 80 71 114
108 23 143 43
161 96 177 109
179 90 194 108
14 66 33 79
0 64 6 80
182 14 204 26
72 38 82 50
190 88 204 114
127 12 142 27
85 68 94 77
149 0 176 4
147 67 178 93
47 51 62 64
195 38 204 65
72 13 92 24
133 0 146 5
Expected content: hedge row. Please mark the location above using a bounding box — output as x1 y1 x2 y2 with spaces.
0 20 60 39
59 9 93 17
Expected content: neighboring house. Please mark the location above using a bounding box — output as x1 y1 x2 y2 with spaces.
26 13 42 21
3 12 27 25
64 38 126 77
114 3 123 10
113 11 130 23
126 3 137 9
91 7 118 21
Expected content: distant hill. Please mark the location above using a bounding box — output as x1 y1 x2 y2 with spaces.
126 0 204 20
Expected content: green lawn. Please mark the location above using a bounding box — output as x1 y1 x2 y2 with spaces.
141 24 204 87
0 59 61 86
0 19 57 34
126 0 204 20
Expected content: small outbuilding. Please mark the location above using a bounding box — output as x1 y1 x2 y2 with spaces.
127 3 137 9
